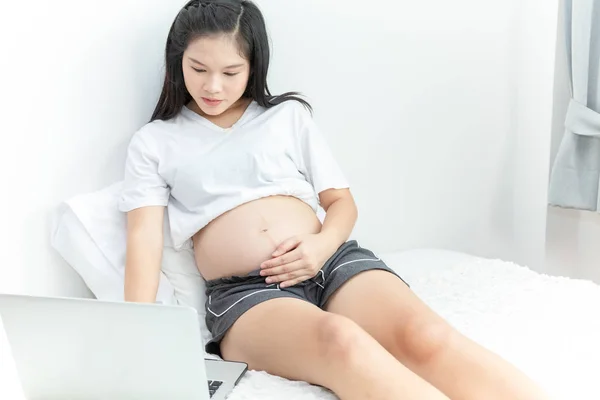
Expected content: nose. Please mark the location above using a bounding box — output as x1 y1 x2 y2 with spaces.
203 74 223 95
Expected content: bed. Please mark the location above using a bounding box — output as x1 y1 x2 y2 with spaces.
51 184 600 400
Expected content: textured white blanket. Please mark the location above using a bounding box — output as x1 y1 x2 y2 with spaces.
225 257 600 400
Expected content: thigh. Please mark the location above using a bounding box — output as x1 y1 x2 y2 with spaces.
220 297 332 383
324 269 452 364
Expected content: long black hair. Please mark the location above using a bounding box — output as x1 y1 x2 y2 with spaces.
151 0 311 122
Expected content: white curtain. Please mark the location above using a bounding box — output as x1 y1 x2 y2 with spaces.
548 0 600 210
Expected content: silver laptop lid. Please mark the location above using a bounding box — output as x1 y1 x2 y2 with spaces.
0 294 209 400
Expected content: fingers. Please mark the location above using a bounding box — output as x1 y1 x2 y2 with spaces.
260 248 301 269
271 236 300 257
280 275 313 288
261 260 305 283
268 269 313 288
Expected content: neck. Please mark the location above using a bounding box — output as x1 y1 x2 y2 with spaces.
188 97 253 129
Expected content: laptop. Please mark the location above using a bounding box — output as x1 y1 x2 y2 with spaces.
0 293 247 400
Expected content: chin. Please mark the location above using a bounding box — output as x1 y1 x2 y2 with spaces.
197 101 228 116
198 107 223 116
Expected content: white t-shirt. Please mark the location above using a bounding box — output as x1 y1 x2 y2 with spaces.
118 100 349 250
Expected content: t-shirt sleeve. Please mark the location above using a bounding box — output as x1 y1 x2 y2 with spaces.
118 131 170 212
294 104 350 195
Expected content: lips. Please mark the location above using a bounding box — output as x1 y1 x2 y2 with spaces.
202 97 223 106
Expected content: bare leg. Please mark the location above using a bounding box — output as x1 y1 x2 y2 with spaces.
325 270 551 400
220 297 449 400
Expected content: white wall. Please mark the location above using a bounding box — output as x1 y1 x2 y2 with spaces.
545 0 600 284
0 0 187 297
261 0 558 270
510 0 561 270
0 0 559 298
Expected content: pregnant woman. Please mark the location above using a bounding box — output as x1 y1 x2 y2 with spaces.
120 1 551 399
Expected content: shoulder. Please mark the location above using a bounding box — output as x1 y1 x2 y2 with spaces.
276 98 312 116
261 99 314 128
128 111 189 149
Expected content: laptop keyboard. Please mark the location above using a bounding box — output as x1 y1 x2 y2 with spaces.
207 380 223 398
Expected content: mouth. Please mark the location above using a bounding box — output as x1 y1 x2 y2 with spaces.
202 97 223 107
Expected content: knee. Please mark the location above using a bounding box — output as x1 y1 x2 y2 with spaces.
316 314 367 364
396 317 455 365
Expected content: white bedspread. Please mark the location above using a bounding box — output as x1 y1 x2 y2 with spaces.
225 251 600 400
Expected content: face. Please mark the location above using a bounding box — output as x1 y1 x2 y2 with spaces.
182 34 251 117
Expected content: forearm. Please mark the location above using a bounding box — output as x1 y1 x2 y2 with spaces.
319 197 358 251
124 231 163 303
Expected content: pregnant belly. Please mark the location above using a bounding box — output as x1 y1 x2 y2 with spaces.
192 195 322 280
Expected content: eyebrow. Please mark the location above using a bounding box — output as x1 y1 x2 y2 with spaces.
188 57 245 69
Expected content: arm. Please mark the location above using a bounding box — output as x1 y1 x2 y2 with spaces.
318 188 358 252
290 103 355 250
260 104 357 285
124 206 165 303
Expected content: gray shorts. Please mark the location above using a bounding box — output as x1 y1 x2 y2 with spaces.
204 240 410 357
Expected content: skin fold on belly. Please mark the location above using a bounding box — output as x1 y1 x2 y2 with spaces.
192 195 323 281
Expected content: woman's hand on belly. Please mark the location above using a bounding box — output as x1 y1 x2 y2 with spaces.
258 232 339 288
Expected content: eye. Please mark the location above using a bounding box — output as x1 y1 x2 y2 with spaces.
192 67 206 73
224 72 239 77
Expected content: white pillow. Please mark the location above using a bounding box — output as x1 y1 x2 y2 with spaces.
50 182 212 346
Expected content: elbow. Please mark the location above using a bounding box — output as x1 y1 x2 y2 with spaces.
345 196 359 222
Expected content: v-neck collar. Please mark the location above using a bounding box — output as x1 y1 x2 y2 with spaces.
182 101 259 133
